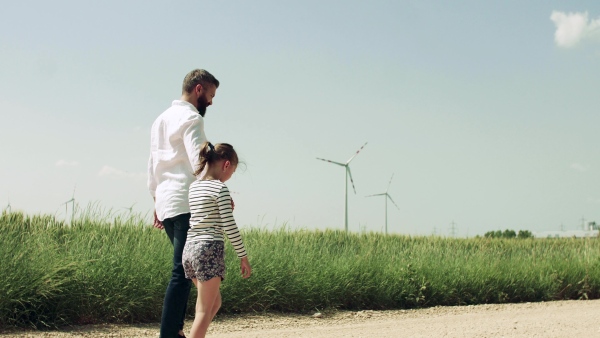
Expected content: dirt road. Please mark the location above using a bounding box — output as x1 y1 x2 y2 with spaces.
4 299 600 337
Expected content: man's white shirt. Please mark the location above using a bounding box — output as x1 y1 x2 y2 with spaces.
148 100 207 221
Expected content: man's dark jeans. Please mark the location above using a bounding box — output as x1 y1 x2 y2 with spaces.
160 213 192 338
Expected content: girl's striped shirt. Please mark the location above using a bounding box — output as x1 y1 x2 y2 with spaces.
187 179 247 258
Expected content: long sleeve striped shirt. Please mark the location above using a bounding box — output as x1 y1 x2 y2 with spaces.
187 179 247 258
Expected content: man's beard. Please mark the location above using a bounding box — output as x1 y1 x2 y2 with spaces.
197 96 209 117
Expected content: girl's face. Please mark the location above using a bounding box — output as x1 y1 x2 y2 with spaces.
221 161 237 182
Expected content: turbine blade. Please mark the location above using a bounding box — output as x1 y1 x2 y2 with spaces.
387 194 400 210
346 142 368 164
316 158 345 166
365 193 386 197
386 173 395 192
347 166 357 194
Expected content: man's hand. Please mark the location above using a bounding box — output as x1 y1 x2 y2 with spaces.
240 256 251 279
231 198 235 211
153 210 164 230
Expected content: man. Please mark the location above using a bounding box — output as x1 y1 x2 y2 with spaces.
148 69 219 338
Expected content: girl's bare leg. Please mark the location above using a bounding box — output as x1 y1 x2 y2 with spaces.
189 277 221 338
210 290 222 322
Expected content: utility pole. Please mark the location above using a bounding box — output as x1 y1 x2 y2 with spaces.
581 217 586 230
358 222 367 233
449 221 457 237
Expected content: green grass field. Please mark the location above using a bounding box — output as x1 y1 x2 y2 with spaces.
1 210 599 329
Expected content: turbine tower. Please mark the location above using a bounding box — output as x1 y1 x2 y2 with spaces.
63 186 76 223
122 202 137 214
317 142 368 232
366 173 400 234
5 197 11 213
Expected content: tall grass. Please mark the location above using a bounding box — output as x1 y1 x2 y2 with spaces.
1 210 599 329
0 209 168 329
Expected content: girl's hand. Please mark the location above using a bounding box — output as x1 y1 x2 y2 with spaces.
240 256 251 279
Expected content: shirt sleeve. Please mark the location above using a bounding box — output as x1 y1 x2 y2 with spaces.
147 154 156 197
217 185 247 258
182 115 207 175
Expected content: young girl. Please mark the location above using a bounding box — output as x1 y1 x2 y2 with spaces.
182 141 251 338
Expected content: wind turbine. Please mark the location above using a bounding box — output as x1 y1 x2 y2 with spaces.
63 186 76 223
316 142 367 232
122 202 137 214
366 173 400 234
5 197 11 213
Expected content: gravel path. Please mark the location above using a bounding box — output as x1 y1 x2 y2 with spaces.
3 299 599 337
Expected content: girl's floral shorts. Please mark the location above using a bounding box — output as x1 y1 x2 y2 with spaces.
182 240 225 281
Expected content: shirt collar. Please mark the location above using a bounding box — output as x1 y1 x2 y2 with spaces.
172 100 200 114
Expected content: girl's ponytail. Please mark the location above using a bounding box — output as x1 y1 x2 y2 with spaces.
194 142 213 176
194 141 239 176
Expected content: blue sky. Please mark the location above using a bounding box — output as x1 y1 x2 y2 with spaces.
1 1 599 236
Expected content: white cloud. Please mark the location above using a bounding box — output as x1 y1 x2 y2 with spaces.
570 163 590 172
55 160 80 167
98 165 146 180
550 11 600 48
587 198 600 204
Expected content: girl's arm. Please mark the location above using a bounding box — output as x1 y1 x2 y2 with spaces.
240 256 251 279
216 185 247 258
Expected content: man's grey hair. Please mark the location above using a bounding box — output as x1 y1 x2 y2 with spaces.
182 69 219 93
